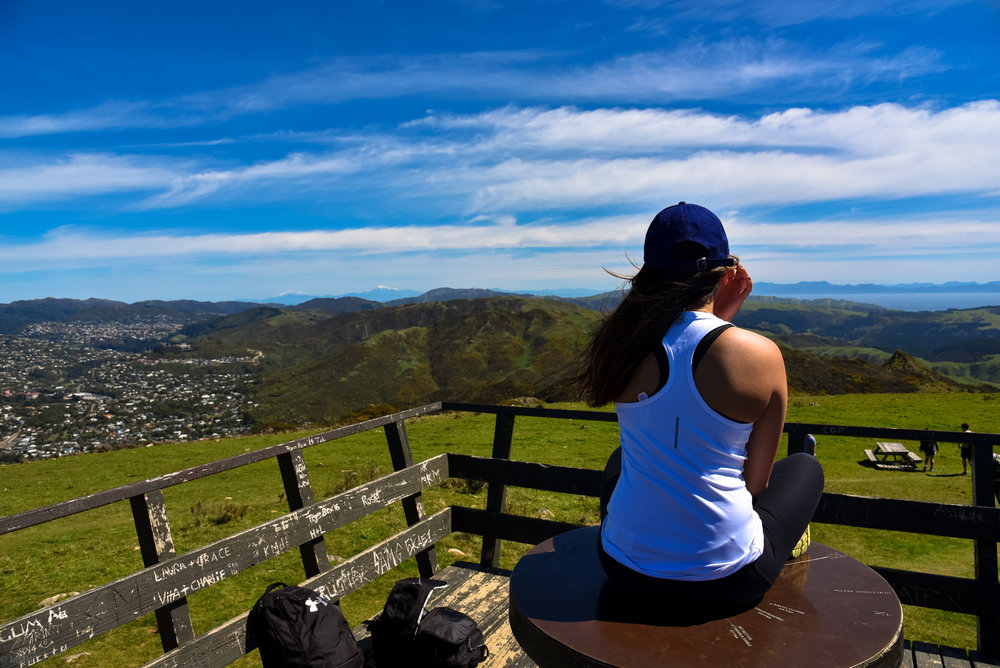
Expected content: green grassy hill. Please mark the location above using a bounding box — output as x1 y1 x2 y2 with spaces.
253 299 597 424
736 301 1000 383
155 296 998 425
1 393 997 667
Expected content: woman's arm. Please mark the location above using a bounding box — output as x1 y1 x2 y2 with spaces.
694 327 788 497
742 360 787 497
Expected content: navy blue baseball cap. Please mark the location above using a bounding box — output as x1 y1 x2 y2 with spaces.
643 202 736 274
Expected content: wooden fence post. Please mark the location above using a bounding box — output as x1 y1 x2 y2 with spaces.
385 419 439 577
971 439 999 656
130 490 194 651
480 411 516 569
278 449 331 578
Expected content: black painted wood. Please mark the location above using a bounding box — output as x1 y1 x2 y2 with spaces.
448 454 603 497
874 567 1000 618
0 455 449 668
385 419 439 577
130 490 194 651
2 402 998 665
144 510 452 668
441 401 618 423
814 493 1000 540
481 411 516 568
783 422 1000 447
971 441 1000 656
278 449 330 578
452 506 581 547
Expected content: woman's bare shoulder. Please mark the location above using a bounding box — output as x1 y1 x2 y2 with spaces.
695 326 785 422
715 326 783 361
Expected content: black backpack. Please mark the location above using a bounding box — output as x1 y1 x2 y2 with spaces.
370 577 488 668
248 582 364 668
415 606 489 668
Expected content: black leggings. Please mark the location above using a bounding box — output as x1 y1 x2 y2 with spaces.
598 452 824 613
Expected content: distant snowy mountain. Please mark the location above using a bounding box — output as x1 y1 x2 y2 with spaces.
254 292 316 305
244 281 1000 310
346 286 423 301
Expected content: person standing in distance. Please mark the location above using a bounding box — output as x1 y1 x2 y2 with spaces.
959 423 973 475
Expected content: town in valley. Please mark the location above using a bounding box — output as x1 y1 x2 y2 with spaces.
0 317 258 462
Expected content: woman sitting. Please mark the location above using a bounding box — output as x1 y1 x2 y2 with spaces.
576 202 824 617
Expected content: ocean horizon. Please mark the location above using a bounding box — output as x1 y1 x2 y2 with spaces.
753 291 1000 312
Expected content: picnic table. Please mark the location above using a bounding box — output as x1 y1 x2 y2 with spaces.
864 442 923 470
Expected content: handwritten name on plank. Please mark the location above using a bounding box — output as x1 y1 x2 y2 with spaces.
0 455 449 665
310 509 451 601
141 613 251 668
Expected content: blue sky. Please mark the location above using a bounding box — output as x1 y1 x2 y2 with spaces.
2 0 999 303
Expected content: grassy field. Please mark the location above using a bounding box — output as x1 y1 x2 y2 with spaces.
0 392 998 666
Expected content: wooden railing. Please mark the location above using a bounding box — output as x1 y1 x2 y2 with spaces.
0 403 446 667
0 401 997 666
439 402 1000 656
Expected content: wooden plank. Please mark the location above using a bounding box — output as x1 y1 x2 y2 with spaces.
0 456 449 668
277 450 330 578
441 401 617 423
814 493 1000 541
451 506 581 546
913 641 946 668
439 406 1000 451
971 441 1000 657
940 644 974 668
865 449 879 462
481 412 515 569
385 420 438 577
971 649 1000 667
0 402 445 535
130 490 194 651
425 563 534 668
902 640 915 668
784 423 1000 447
874 567 999 618
448 454 603 497
144 510 453 668
353 561 535 668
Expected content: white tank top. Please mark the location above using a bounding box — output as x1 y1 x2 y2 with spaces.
601 310 763 580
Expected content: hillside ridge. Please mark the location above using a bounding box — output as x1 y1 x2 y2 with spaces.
3 290 997 426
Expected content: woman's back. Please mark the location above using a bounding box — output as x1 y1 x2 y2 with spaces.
604 311 762 580
613 264 787 497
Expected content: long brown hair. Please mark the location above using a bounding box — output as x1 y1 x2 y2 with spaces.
574 264 726 406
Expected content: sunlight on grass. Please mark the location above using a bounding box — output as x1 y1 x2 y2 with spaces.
0 393 996 665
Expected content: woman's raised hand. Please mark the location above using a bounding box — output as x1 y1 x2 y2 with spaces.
713 263 753 322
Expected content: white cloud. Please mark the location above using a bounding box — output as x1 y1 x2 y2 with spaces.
2 211 997 275
0 102 161 139
4 101 999 218
617 0 974 28
0 35 948 139
0 153 179 202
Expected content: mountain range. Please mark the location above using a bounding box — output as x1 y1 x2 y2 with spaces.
249 281 1000 306
2 290 998 425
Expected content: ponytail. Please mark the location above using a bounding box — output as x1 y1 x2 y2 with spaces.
573 265 725 406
